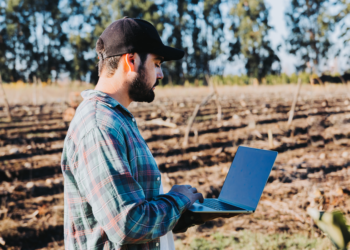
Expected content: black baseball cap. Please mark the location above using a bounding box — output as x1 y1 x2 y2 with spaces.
99 17 185 61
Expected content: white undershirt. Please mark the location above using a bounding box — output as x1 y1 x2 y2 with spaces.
159 181 176 250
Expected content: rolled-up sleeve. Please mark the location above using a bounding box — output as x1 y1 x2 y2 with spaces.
74 126 190 245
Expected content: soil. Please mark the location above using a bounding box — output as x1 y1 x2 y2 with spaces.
0 85 349 249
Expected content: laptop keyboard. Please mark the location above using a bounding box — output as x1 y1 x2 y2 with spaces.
195 199 245 211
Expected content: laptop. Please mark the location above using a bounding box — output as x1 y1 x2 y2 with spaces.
188 146 278 214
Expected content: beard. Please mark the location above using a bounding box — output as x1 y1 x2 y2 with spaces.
128 65 158 103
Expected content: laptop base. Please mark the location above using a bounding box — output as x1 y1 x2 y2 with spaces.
188 198 254 213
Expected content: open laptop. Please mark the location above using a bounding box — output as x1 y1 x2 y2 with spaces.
188 146 278 213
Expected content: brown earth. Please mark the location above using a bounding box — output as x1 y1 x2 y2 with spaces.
0 85 350 249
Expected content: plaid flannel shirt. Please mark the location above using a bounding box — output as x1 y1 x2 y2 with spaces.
61 90 191 250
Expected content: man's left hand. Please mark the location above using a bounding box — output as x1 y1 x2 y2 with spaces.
198 213 241 223
173 211 242 234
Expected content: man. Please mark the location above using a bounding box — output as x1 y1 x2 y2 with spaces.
61 17 233 250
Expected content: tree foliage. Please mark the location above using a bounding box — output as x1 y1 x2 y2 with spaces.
229 0 280 83
0 0 283 84
285 0 337 74
0 0 83 82
336 0 350 68
158 0 228 84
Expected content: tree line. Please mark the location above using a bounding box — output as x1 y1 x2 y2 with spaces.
0 0 349 84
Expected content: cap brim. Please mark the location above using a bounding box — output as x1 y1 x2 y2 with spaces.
149 46 185 61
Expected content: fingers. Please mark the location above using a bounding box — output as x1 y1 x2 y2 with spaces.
171 185 203 205
195 192 204 203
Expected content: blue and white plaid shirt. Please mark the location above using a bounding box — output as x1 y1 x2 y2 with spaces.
61 90 191 249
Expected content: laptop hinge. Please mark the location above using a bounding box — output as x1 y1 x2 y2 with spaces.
217 198 254 211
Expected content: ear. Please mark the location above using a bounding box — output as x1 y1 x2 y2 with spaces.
124 53 136 72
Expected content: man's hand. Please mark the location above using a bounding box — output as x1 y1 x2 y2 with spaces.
172 211 242 234
169 184 204 206
198 213 241 223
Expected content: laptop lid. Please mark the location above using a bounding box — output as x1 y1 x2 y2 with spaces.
218 146 278 210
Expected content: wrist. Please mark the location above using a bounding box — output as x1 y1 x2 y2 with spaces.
167 191 191 209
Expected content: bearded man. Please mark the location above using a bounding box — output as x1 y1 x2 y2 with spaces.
61 17 232 250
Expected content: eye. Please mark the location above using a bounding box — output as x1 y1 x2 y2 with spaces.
155 63 161 68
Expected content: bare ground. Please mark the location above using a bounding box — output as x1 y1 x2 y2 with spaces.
0 84 349 249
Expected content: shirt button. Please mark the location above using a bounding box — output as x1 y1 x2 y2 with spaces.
157 177 160 181
132 118 135 122
156 243 159 247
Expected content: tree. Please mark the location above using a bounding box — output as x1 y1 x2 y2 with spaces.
0 0 282 85
161 0 186 85
336 0 350 70
189 0 226 79
229 0 280 84
0 0 33 82
0 0 12 82
66 0 108 83
285 0 336 74
0 0 84 82
160 0 228 85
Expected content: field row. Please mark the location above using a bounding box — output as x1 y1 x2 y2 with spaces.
1 86 350 249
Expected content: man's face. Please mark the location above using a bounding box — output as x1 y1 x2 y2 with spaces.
128 53 164 103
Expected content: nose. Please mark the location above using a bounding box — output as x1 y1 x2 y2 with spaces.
157 68 164 80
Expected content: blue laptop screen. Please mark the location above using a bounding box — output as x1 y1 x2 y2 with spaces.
219 146 277 210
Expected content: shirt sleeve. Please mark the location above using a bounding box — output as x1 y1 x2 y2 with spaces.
74 126 191 245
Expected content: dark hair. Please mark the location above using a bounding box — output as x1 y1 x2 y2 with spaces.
96 38 122 77
138 52 149 65
96 38 149 77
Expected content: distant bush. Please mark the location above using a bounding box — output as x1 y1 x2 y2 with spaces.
185 73 313 86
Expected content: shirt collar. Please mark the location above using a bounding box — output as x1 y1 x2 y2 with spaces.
81 89 133 117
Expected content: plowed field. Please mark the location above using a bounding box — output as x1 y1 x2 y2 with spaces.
0 85 349 249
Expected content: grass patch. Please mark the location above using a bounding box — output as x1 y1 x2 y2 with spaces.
175 230 335 250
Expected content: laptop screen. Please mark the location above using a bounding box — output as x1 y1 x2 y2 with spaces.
219 146 277 210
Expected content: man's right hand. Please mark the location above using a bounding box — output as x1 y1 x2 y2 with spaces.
169 184 204 206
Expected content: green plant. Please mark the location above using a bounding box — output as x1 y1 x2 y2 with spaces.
308 208 350 250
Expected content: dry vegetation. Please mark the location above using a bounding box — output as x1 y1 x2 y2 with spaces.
0 84 350 249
